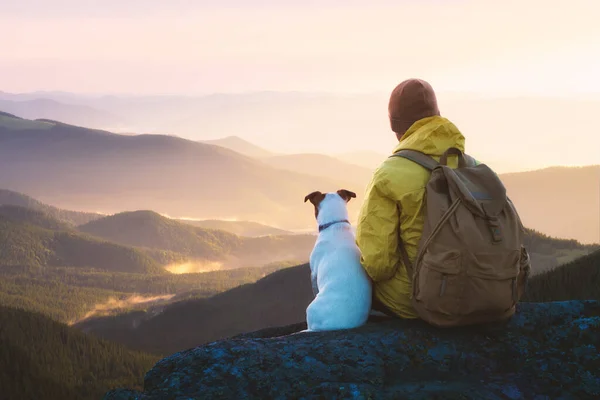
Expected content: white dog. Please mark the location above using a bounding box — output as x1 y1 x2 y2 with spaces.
303 189 372 331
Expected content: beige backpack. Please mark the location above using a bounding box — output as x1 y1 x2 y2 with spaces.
392 148 532 327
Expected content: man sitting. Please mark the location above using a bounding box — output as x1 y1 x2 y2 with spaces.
356 78 469 319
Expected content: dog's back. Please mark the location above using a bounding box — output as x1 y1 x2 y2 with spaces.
305 191 372 331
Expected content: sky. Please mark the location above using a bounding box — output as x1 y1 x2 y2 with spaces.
2 0 600 96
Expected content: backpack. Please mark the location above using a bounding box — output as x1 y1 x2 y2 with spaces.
391 147 532 327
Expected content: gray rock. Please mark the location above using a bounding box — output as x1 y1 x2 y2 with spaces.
105 301 600 399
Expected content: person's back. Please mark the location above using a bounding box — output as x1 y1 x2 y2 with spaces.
356 78 467 319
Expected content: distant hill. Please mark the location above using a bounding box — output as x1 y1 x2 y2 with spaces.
0 305 157 400
79 211 241 260
1 112 596 242
0 204 72 231
0 215 163 274
79 210 315 269
0 114 360 230
262 153 374 190
0 188 102 226
524 249 600 302
178 219 292 237
335 150 388 170
0 98 126 130
0 111 54 130
502 166 600 244
2 91 598 170
523 228 599 273
202 136 277 158
234 233 316 268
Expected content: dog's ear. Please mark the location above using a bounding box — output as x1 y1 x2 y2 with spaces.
337 189 356 203
304 191 325 206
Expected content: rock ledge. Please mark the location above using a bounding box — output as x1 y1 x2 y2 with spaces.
105 301 600 399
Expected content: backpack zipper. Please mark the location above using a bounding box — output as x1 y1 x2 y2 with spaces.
439 275 448 297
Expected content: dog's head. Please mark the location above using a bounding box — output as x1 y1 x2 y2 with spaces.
304 189 356 219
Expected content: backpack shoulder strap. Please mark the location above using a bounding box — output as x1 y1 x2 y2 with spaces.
389 150 437 280
389 149 439 171
390 148 479 281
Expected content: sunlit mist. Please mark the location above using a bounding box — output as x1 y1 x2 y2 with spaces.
68 294 175 325
165 261 225 274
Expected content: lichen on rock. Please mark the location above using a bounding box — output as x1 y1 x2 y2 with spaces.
105 301 600 399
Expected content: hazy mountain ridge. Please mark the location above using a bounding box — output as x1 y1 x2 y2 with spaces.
78 210 314 270
202 136 277 158
78 210 242 261
178 129 600 245
0 98 127 130
523 227 598 272
201 136 384 173
0 188 102 226
0 110 21 118
0 192 313 324
2 91 598 170
2 107 598 242
0 204 73 231
335 150 389 170
0 113 361 230
501 165 600 244
0 190 315 271
0 214 164 274
178 219 292 237
262 153 375 188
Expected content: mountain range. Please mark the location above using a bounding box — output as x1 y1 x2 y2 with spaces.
179 219 291 237
0 189 315 324
0 209 164 274
1 91 599 171
201 135 385 171
77 210 315 269
0 188 101 225
0 98 126 131
1 111 598 243
0 112 360 230
0 190 316 274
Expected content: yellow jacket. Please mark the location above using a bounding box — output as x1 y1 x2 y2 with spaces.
356 116 467 318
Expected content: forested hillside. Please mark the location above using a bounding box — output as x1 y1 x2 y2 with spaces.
0 306 158 400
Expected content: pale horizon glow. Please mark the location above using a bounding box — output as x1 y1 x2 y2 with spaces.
1 0 599 172
1 0 599 96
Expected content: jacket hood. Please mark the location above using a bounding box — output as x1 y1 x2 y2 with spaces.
393 116 465 156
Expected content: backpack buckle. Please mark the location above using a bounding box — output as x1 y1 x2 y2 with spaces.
487 217 503 243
